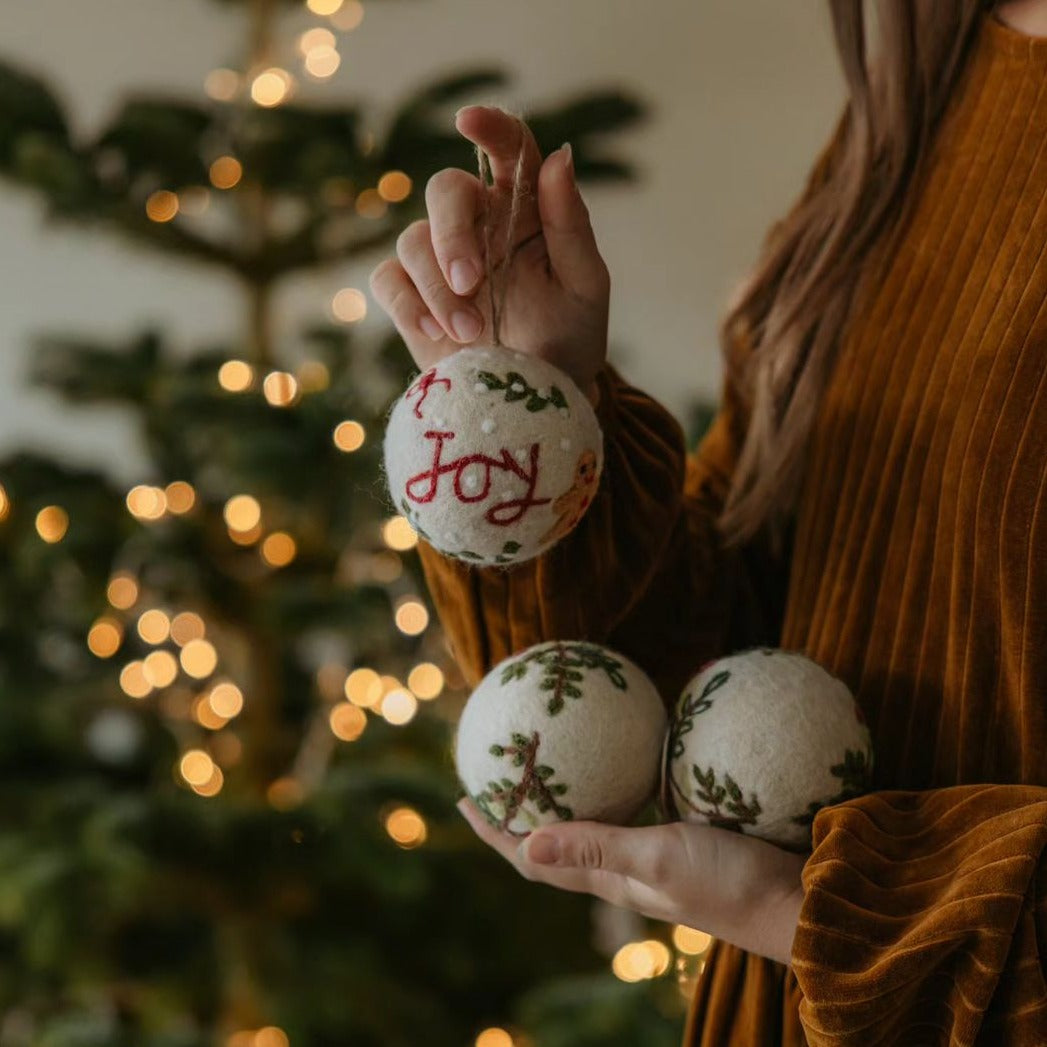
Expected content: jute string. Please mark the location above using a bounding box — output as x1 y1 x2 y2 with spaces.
475 142 527 348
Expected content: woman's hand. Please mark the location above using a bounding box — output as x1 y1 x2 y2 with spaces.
368 105 610 403
457 798 806 966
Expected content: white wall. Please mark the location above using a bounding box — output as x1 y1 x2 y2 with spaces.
0 0 843 479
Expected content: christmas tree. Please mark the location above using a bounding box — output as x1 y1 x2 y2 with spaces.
0 1 710 1044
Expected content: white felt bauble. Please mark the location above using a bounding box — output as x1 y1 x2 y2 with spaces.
455 640 666 836
384 346 603 566
665 648 873 849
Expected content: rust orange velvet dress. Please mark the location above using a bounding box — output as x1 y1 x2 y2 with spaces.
418 11 1047 1045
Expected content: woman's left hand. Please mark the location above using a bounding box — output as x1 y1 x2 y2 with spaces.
457 798 807 965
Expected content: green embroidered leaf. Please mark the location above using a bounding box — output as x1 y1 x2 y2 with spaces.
550 386 568 409
536 765 554 779
501 540 521 555
551 784 569 796
489 744 505 757
547 695 564 716
511 732 530 747
476 371 501 390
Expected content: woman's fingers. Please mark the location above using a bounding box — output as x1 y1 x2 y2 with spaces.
368 256 453 370
537 144 609 300
424 167 484 296
455 105 544 192
395 219 486 344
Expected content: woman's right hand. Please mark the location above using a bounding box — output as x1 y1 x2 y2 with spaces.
368 105 611 403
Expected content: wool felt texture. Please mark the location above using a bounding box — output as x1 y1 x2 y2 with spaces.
454 640 666 835
384 346 603 566
666 649 872 849
417 12 1047 1045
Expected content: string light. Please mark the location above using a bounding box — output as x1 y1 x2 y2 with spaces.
332 420 365 452
126 485 166 521
611 940 671 982
143 650 178 688
306 0 343 13
119 660 152 699
204 68 240 100
330 0 364 30
251 68 292 108
208 681 244 718
344 667 382 708
296 359 330 392
87 617 123 658
384 806 427 848
377 171 412 203
672 926 712 955
209 155 243 190
193 694 228 730
260 532 296 567
475 1029 513 1047
0 483 9 521
407 662 444 700
394 598 429 636
35 505 68 543
137 609 171 645
146 190 179 223
170 611 205 646
354 188 387 219
304 45 341 78
267 777 304 810
165 481 196 514
191 765 224 797
298 27 335 53
224 495 262 533
380 687 417 725
218 359 253 392
107 572 139 609
382 515 417 551
329 701 367 741
331 287 367 323
179 749 214 786
263 371 298 407
180 638 218 679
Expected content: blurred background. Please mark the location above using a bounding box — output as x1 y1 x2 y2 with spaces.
0 2 842 1045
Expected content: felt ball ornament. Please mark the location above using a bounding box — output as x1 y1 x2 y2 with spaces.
664 648 873 850
383 346 603 566
455 640 667 835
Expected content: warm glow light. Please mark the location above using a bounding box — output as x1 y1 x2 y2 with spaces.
378 170 412 203
354 188 387 219
164 480 196 514
611 940 672 983
251 68 292 108
296 359 330 392
170 611 205 646
394 599 429 636
209 155 243 189
306 0 343 13
137 609 170 645
385 806 428 848
193 694 228 730
332 420 365 452
298 27 335 53
331 1 365 31
191 765 224 797
261 531 296 567
672 925 712 955
475 1028 513 1047
218 359 253 392
143 650 178 688
208 681 244 718
0 483 9 522
229 523 263 546
35 505 69 543
146 189 179 223
380 687 418 725
224 494 262 532
87 617 123 659
382 515 418 551
255 1027 290 1047
119 661 152 699
227 1031 254 1047
263 371 298 406
267 777 304 810
344 667 383 708
126 485 166 521
180 638 218 680
107 572 139 609
329 701 367 741
331 287 367 323
204 68 240 101
407 663 444 700
178 186 210 216
304 44 341 78
180 748 215 786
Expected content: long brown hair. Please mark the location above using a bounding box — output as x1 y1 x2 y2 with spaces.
717 0 993 550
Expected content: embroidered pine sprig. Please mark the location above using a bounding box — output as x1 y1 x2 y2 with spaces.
668 668 730 759
476 370 569 413
790 747 872 827
500 641 628 715
682 764 762 831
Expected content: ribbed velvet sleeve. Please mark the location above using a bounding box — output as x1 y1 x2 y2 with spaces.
792 786 1047 1044
417 362 777 705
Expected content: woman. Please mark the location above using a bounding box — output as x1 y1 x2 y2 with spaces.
369 2 1047 1043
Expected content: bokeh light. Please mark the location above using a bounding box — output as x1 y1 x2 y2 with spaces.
344 667 383 708
87 618 123 659
208 681 244 719
224 494 262 533
204 68 240 100
146 189 179 223
382 515 418 550
143 650 178 688
377 171 412 203
304 45 341 78
35 505 69 543
407 662 444 700
331 287 367 323
385 806 428 848
170 611 205 646
119 661 152 699
218 359 254 392
180 638 218 679
329 702 367 741
672 925 712 955
251 68 292 107
137 609 170 645
261 531 296 567
394 599 429 636
180 748 215 786
165 481 196 514
263 370 298 406
209 155 243 189
380 687 418 725
332 419 365 452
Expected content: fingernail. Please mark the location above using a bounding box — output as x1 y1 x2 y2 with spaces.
449 258 479 295
524 834 560 865
451 309 482 342
419 314 444 341
561 141 573 176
